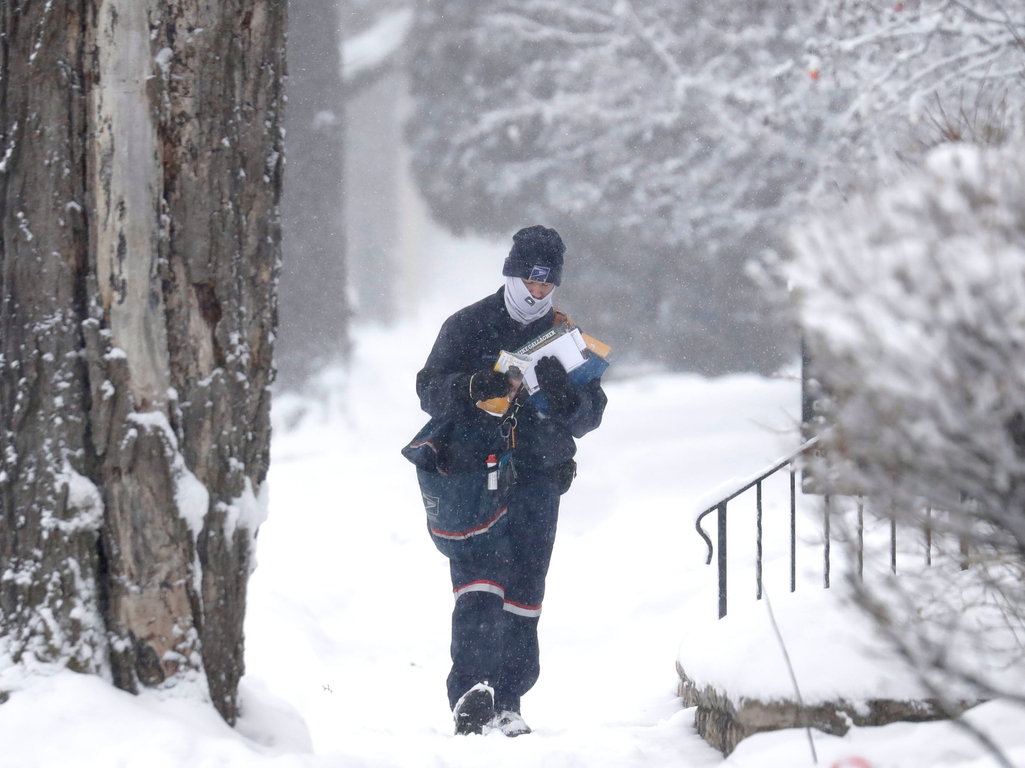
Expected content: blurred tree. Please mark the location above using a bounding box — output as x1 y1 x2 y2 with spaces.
405 0 830 374
0 0 284 723
343 0 413 92
341 0 415 326
277 0 351 388
405 0 1023 374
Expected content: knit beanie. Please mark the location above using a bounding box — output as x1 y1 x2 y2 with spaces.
502 225 565 286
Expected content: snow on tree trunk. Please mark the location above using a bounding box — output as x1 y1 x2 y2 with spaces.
1 0 285 724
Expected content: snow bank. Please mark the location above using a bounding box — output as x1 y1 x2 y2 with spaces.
0 669 309 767
678 585 928 705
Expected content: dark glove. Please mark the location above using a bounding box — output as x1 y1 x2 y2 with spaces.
534 356 580 415
469 367 511 401
555 458 577 495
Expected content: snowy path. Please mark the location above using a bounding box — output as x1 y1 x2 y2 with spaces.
4 312 1025 767
3 234 1025 765
243 315 802 767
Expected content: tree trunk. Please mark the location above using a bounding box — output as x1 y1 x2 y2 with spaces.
0 0 285 724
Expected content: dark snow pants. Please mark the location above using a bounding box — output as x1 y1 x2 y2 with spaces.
444 475 561 714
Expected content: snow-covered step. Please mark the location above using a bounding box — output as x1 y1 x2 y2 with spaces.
676 587 967 755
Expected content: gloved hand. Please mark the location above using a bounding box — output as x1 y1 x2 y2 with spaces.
534 356 580 415
469 367 511 401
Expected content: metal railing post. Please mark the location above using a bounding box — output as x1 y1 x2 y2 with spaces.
693 437 820 619
857 498 864 580
790 468 796 593
756 481 763 600
694 436 961 620
718 501 728 619
925 506 932 566
823 494 831 588
891 516 897 573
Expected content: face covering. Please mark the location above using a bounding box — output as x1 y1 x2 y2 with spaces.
504 276 554 325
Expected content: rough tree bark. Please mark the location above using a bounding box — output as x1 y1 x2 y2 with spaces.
0 0 285 723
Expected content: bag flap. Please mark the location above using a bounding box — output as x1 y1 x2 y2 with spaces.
401 417 453 473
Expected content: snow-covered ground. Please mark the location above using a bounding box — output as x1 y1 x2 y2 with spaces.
1 237 1024 767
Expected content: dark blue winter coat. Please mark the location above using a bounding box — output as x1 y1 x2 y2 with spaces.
416 287 607 477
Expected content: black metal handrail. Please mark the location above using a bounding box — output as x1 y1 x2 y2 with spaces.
695 436 950 619
695 437 819 619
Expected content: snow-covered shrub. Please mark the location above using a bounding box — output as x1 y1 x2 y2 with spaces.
790 140 1025 704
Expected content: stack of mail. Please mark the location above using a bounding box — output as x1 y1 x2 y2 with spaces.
476 320 611 415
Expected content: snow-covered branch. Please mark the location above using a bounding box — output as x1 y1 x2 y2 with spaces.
811 0 1025 143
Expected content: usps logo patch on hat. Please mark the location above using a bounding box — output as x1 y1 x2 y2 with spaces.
529 265 551 283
